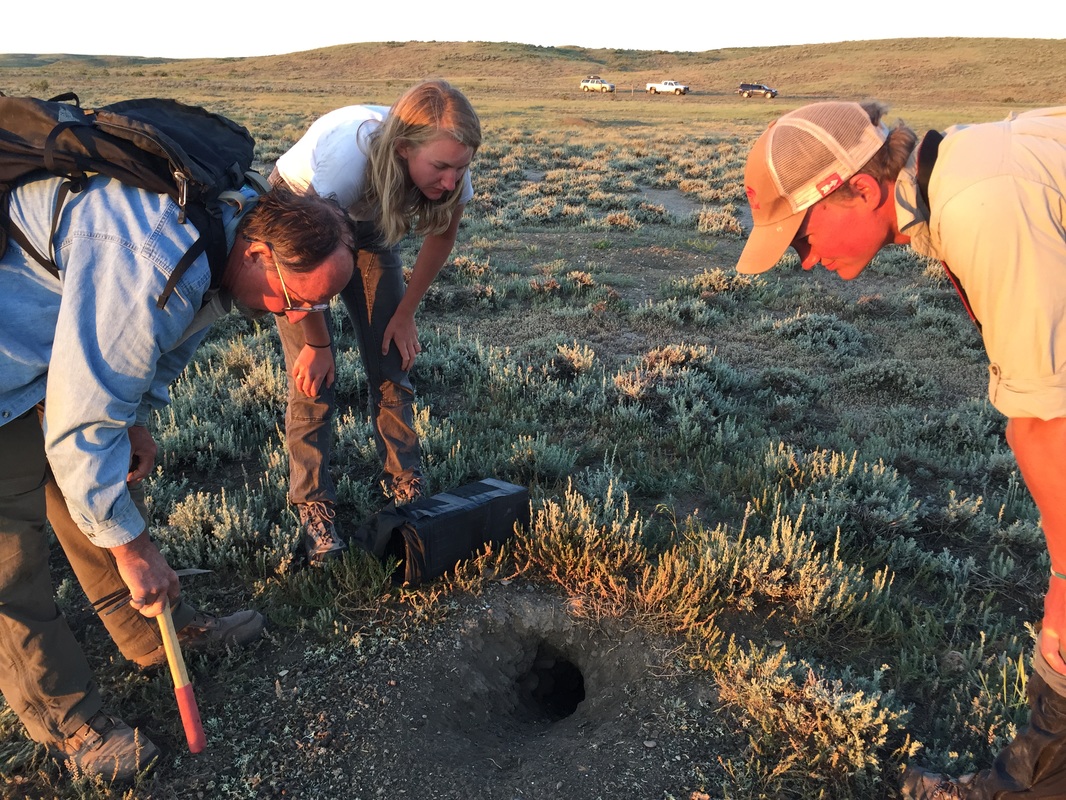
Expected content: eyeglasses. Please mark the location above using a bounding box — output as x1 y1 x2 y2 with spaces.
266 242 330 314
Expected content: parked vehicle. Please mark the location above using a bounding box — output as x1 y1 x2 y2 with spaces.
646 80 690 95
580 76 615 93
736 82 778 99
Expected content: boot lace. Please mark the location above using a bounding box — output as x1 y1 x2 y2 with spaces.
300 501 337 546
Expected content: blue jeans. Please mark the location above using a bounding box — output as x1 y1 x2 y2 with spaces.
276 221 423 506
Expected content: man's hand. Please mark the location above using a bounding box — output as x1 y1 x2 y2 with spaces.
1008 417 1066 675
110 530 180 618
127 424 158 485
293 344 335 397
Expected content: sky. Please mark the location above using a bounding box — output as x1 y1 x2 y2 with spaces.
3 0 1063 59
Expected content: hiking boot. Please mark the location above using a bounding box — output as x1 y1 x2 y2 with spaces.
132 608 265 668
391 476 425 506
49 710 159 782
902 766 973 799
299 501 347 565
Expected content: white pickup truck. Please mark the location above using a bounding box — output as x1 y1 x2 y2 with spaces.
646 80 690 95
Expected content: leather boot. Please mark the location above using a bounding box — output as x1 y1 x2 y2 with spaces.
965 671 1066 798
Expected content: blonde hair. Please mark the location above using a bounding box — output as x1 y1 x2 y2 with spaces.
364 79 482 246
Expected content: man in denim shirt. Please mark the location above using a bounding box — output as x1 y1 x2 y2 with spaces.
0 177 353 779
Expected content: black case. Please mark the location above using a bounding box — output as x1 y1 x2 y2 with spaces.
353 478 529 585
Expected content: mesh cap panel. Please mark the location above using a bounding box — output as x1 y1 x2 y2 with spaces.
737 101 889 275
768 102 888 211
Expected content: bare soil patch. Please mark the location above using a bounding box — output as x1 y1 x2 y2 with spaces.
128 583 722 800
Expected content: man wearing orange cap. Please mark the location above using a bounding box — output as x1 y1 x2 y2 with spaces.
738 101 1066 799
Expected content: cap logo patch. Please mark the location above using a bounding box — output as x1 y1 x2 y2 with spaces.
745 185 760 210
817 174 844 197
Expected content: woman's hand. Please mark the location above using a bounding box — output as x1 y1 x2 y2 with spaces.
383 311 420 371
384 205 464 372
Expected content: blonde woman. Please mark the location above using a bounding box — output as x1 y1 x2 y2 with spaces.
270 79 481 564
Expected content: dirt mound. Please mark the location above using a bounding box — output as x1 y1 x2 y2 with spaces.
178 583 720 800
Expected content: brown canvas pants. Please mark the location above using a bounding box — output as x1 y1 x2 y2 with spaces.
0 408 195 744
962 668 1066 798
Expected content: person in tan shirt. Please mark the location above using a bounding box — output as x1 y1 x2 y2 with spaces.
738 100 1066 799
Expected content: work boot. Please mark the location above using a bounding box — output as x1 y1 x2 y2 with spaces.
902 766 972 799
132 608 265 668
49 710 159 782
299 501 347 565
959 668 1066 798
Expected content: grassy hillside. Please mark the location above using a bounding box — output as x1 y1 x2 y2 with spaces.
6 38 1063 173
3 37 1065 109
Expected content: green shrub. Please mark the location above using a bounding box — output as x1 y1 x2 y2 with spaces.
756 311 868 366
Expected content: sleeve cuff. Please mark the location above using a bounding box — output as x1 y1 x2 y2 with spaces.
989 365 1066 420
75 497 147 549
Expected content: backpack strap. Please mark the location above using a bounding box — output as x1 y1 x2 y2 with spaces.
157 237 209 310
7 222 50 273
915 129 981 332
155 170 270 310
7 179 77 278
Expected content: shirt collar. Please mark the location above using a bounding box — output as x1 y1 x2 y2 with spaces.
894 145 938 259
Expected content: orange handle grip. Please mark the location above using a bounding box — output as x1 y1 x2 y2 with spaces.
174 683 206 753
158 602 206 753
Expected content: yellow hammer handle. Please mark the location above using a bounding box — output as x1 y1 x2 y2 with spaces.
157 601 206 753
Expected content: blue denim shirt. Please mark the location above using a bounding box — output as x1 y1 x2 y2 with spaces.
0 174 234 548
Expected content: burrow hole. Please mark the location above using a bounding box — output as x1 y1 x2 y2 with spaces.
513 641 586 723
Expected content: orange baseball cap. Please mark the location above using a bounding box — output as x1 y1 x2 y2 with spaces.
737 102 889 275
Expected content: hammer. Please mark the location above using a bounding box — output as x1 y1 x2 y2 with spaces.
158 600 207 753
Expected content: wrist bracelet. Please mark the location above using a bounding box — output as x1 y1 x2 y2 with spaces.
1053 569 1066 581
305 341 332 349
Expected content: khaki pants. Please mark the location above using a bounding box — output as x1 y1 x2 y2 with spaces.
44 456 196 665
0 409 99 743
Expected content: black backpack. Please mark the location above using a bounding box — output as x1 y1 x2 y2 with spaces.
0 92 268 308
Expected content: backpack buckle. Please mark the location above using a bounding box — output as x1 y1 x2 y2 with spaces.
174 171 188 223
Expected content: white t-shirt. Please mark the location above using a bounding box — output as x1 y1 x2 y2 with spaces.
275 105 474 222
